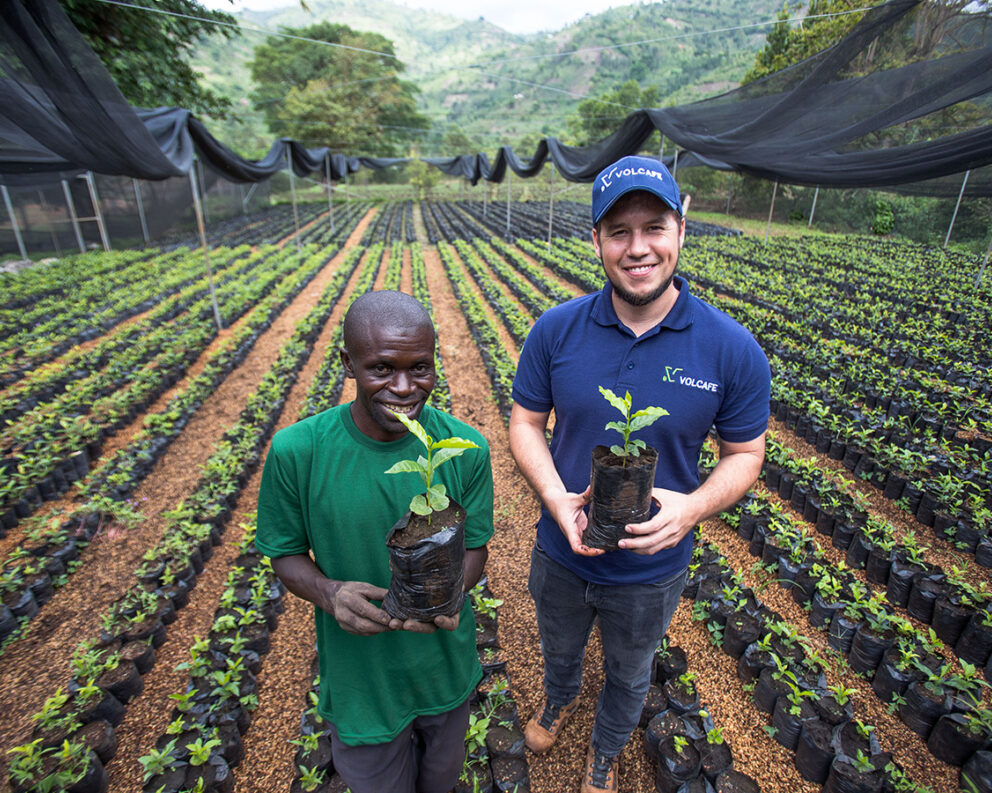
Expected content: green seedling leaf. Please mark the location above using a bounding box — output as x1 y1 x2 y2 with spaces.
384 460 424 475
410 494 431 515
610 444 626 457
389 410 431 448
598 386 630 418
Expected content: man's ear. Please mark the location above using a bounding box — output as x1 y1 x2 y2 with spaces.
341 348 355 379
591 226 601 258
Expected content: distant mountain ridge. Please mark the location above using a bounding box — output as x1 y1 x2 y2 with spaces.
191 0 784 155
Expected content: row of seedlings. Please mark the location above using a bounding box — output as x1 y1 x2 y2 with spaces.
0 247 190 365
0 245 256 417
0 245 315 534
479 238 576 306
729 485 992 776
435 242 515 419
450 240 533 347
137 519 286 793
687 511 942 793
5 246 362 793
0 244 341 645
514 238 601 293
0 243 259 383
758 432 992 671
644 639 759 793
409 242 451 412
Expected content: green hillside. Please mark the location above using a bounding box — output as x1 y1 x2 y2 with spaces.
190 0 786 156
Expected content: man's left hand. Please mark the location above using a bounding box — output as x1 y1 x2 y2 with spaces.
397 611 461 633
619 488 698 555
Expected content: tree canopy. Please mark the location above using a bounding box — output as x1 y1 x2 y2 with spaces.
566 80 660 146
60 0 236 117
742 0 868 84
248 21 430 156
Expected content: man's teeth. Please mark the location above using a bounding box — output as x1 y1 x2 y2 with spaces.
627 265 655 273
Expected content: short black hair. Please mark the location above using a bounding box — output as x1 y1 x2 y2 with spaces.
342 290 435 356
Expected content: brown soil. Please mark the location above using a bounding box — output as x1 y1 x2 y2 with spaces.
388 504 466 547
0 212 975 793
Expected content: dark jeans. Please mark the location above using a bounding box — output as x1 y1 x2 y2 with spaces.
528 542 686 758
327 698 470 793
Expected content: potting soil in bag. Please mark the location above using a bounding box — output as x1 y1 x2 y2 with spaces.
383 503 466 621
585 445 658 551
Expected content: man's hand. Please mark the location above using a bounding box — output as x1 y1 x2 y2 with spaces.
321 580 402 635
546 486 603 557
619 488 698 556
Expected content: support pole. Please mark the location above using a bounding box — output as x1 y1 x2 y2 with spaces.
61 179 85 253
483 180 488 218
239 184 248 216
672 149 679 178
40 190 61 257
132 179 150 245
725 174 733 215
84 172 110 251
547 161 555 251
808 186 820 229
287 149 301 249
505 169 512 238
188 166 224 331
764 181 779 245
2 184 27 260
944 170 970 247
198 159 209 224
325 153 335 235
660 135 665 159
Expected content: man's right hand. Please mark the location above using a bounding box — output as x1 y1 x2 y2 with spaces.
321 580 402 635
546 486 603 557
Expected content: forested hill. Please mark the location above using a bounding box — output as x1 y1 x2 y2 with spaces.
192 0 785 153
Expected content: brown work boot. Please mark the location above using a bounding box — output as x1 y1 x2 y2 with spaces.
523 696 579 754
580 745 618 793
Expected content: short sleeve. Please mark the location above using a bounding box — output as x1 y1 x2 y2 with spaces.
713 335 771 443
459 442 494 550
511 314 554 413
256 433 311 558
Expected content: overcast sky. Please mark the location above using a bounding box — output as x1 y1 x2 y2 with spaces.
201 0 625 34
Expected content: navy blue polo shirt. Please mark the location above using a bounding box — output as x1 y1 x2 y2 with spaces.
512 276 770 586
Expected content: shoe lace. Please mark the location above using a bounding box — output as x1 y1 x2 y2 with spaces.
537 702 563 730
588 751 615 789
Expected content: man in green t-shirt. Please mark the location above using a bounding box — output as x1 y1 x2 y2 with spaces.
256 290 494 793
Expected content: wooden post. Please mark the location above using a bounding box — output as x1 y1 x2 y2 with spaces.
944 170 970 247
976 227 991 286
2 184 27 259
546 161 555 251
188 166 223 331
287 148 301 249
764 181 778 245
84 172 110 251
61 179 85 253
505 169 512 238
133 179 150 245
808 186 819 229
725 174 733 215
325 153 335 235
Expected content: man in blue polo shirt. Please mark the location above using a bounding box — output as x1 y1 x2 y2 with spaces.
509 155 770 793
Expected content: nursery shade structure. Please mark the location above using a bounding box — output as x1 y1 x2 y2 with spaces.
0 0 406 186
427 0 992 199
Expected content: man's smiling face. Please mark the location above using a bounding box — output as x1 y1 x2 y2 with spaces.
592 191 685 307
342 322 436 442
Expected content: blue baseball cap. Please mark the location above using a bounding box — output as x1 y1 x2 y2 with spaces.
591 155 682 225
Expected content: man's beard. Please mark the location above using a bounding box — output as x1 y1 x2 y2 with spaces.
607 270 674 307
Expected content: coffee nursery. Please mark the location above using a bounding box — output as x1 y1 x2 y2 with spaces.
1 0 992 791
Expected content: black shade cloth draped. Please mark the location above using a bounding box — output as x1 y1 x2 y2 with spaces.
0 0 406 186
428 0 992 197
1 0 990 198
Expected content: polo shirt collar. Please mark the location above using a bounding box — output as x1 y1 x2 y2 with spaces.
591 275 694 335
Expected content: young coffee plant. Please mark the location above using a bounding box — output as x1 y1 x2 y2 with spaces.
599 386 667 466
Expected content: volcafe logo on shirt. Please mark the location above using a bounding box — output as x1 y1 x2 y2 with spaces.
662 365 720 393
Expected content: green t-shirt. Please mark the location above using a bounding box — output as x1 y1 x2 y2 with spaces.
256 403 494 745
